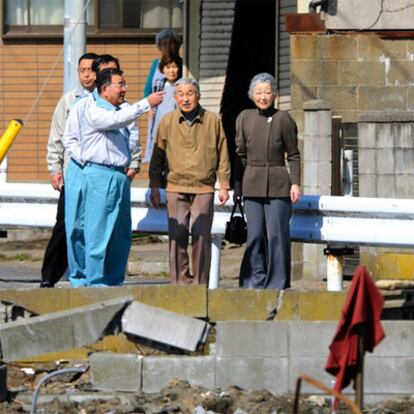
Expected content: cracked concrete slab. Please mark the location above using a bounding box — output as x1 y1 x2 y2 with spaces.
0 296 133 362
122 301 209 353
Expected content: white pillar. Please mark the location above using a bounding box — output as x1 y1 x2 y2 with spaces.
209 236 222 289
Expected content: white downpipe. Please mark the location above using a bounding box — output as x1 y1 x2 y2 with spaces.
209 236 222 289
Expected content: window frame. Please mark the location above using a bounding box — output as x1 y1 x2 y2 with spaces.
1 0 183 39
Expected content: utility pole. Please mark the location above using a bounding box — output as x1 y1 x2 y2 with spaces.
63 0 87 93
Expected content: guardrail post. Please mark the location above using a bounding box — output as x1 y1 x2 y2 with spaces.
209 235 222 289
324 246 354 291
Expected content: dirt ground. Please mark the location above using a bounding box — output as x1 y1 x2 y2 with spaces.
2 362 414 414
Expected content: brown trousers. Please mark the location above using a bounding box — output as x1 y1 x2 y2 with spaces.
166 192 214 285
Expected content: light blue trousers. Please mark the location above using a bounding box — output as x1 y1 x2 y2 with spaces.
83 163 131 286
64 159 87 287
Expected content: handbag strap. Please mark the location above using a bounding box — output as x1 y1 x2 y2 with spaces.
230 198 246 221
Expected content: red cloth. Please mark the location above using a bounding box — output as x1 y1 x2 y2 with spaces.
325 265 385 392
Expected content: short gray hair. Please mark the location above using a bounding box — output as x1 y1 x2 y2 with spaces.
175 77 200 96
155 29 182 46
247 73 277 100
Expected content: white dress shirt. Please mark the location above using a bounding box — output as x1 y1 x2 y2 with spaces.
63 94 150 167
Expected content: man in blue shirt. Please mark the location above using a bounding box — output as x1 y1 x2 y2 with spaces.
63 68 163 286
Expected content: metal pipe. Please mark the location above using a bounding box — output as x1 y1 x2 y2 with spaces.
30 367 86 414
308 0 328 13
326 253 343 292
0 119 24 165
64 0 87 93
209 236 222 289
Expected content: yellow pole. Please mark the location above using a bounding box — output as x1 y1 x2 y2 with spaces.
0 119 24 165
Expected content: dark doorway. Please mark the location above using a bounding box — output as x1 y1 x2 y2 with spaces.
221 0 276 185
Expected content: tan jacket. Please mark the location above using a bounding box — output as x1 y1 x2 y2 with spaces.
235 109 301 198
149 107 231 193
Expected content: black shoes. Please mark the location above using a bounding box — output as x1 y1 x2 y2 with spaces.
39 281 55 288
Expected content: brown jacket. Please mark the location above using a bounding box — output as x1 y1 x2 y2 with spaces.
149 107 231 193
235 109 301 198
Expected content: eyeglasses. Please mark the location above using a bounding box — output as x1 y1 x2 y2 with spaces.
176 91 196 99
78 68 93 74
109 83 128 90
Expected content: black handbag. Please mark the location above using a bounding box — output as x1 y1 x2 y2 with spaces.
225 199 247 244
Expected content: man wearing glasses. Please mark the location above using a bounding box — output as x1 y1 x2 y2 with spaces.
63 68 163 286
149 78 230 286
40 52 98 288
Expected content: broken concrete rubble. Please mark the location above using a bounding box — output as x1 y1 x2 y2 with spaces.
122 301 210 352
0 296 133 362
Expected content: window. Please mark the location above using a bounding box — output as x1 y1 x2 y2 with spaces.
2 0 183 38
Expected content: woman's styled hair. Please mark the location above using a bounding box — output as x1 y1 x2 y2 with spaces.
159 53 183 78
247 73 277 100
155 29 182 47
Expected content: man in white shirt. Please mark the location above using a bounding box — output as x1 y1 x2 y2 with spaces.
40 52 98 288
63 68 163 286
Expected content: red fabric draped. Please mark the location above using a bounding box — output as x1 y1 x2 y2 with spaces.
326 265 385 392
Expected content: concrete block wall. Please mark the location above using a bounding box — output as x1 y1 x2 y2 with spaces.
358 113 414 199
90 321 414 402
291 34 414 134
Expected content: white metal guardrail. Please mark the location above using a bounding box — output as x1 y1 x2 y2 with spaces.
2 183 414 289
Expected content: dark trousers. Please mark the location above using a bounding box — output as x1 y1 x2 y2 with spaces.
239 197 292 290
41 187 68 285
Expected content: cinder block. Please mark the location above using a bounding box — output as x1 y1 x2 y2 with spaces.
304 137 331 162
215 357 288 395
0 296 133 362
291 35 319 60
376 149 395 174
359 86 407 111
358 149 377 175
208 289 279 322
395 149 414 174
395 123 414 148
304 110 332 138
396 175 414 198
288 357 352 394
376 124 393 148
122 301 209 352
215 322 288 357
357 37 407 60
317 36 357 60
339 61 384 86
386 60 414 87
142 356 215 393
291 85 318 111
371 321 414 357
357 123 377 149
292 60 338 86
358 174 377 197
408 87 414 111
377 175 396 198
318 86 358 111
303 161 319 188
288 322 337 357
90 352 142 392
365 357 414 393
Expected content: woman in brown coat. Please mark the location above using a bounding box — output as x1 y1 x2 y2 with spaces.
234 73 301 289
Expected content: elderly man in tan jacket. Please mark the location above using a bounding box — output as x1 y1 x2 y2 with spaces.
149 77 230 286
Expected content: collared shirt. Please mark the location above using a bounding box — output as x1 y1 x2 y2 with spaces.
63 94 150 168
47 86 90 174
149 107 231 193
